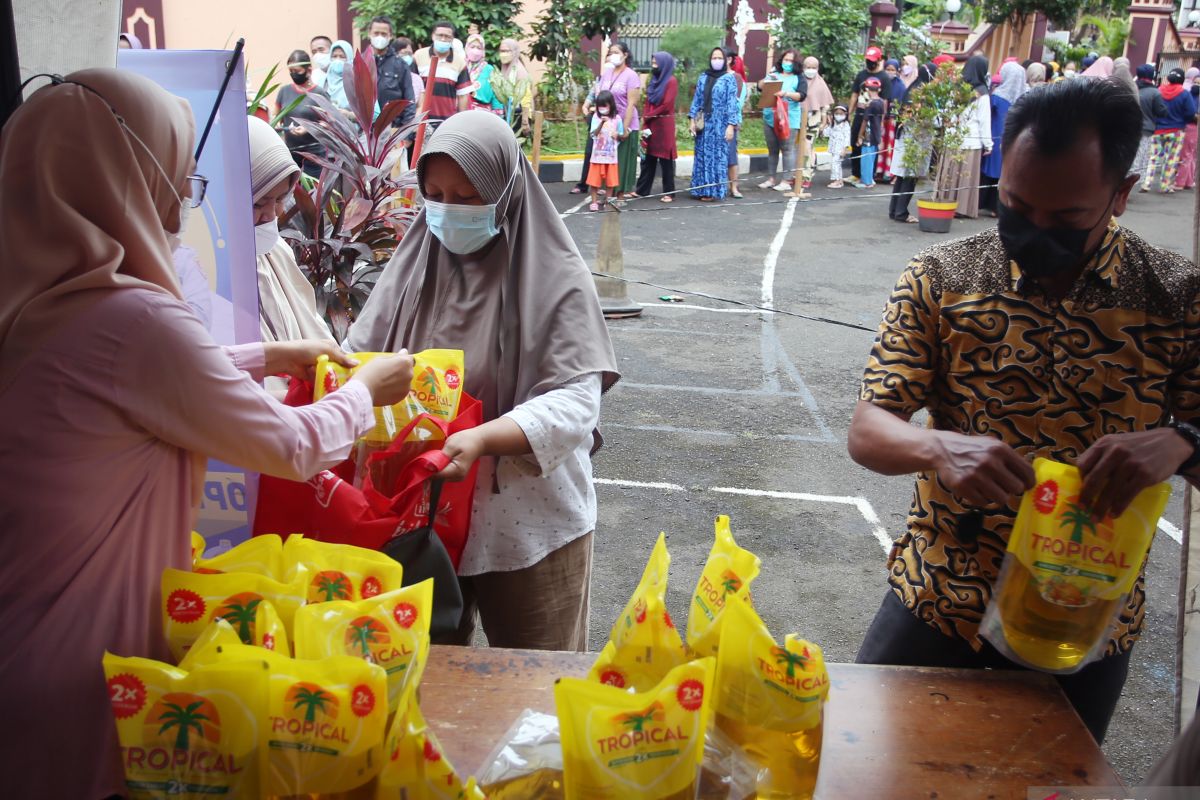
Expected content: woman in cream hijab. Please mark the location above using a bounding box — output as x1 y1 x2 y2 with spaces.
247 115 333 346
0 69 412 796
348 111 620 652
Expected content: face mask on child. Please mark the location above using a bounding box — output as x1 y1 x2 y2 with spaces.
834 113 846 122
597 106 612 117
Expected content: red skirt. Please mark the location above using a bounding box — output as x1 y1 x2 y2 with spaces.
879 117 897 177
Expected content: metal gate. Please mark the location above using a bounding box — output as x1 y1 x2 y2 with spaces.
619 0 729 69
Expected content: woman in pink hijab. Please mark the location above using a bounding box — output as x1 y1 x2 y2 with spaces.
1177 66 1200 189
1080 55 1114 78
0 69 414 797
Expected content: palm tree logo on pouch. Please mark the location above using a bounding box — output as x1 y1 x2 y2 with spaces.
617 701 663 733
1060 501 1097 544
312 571 353 602
719 570 742 596
216 592 263 644
288 683 338 723
150 692 220 751
345 615 389 660
418 367 440 395
771 646 811 679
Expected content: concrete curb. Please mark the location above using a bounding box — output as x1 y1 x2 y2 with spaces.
536 150 836 184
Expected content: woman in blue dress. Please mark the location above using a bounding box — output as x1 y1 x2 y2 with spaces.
979 61 1026 216
689 47 742 201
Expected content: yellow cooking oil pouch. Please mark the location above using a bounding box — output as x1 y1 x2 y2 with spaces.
193 534 286 578
314 349 465 445
103 652 268 800
714 597 828 799
284 535 406 603
686 516 761 659
592 532 687 692
293 580 434 713
190 532 207 566
183 641 389 795
161 566 309 662
557 657 715 800
375 679 485 800
981 458 1171 674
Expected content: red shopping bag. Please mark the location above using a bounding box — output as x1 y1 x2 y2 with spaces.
773 95 791 141
253 382 482 568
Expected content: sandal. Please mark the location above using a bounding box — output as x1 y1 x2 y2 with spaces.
570 186 585 194
661 195 674 203
828 180 844 189
904 215 919 223
730 190 744 199
626 193 641 199
698 196 715 203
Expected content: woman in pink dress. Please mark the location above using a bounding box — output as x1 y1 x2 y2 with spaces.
0 69 414 798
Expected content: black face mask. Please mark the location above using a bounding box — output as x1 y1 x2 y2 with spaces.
651 66 661 77
866 60 879 71
997 198 1113 279
290 70 310 85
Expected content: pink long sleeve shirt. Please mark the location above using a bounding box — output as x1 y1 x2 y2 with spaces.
0 288 373 798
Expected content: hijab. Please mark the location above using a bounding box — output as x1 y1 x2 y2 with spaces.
246 117 331 346
1112 57 1135 90
962 54 990 94
1081 56 1113 78
884 58 906 101
901 55 920 88
702 48 729 116
1185 67 1200 92
1026 61 1046 87
801 56 835 112
646 50 676 106
901 62 936 107
119 32 143 49
346 111 619 427
993 60 1027 104
465 34 487 84
324 40 353 109
0 68 193 394
498 38 530 82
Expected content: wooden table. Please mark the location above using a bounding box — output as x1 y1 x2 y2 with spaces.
421 645 1122 799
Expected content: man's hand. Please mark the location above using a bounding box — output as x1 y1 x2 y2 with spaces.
1078 428 1192 518
434 428 486 482
931 430 1036 508
265 340 357 382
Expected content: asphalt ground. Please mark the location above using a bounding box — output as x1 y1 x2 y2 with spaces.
547 174 1197 785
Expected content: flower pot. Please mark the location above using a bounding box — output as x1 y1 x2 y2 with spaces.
917 199 957 233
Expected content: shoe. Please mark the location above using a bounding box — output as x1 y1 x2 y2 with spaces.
802 180 812 189
773 182 791 192
860 182 875 189
588 202 600 212
730 191 744 199
570 186 585 194
757 179 775 189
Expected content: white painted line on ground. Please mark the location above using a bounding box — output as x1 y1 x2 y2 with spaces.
1158 518 1183 545
595 477 686 492
635 302 760 314
760 196 799 309
710 486 892 553
596 478 892 553
561 198 588 218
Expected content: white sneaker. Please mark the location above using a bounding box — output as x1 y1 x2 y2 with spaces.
772 182 791 192
757 179 775 189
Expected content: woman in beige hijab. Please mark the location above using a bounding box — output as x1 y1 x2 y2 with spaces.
348 111 620 652
0 69 413 796
247 115 333 344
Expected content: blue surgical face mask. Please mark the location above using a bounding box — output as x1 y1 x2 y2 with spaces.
782 62 794 74
423 166 519 255
433 40 451 55
329 59 345 75
401 54 414 66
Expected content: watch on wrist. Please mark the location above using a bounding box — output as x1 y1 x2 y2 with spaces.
1170 420 1200 474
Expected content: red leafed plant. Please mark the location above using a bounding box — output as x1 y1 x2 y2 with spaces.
282 48 423 340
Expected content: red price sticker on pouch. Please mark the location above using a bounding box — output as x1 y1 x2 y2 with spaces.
351 684 376 718
1033 480 1059 515
677 679 704 712
167 589 206 624
108 673 146 719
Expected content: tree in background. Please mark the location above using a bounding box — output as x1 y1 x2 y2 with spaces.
349 0 520 52
774 0 870 98
659 24 726 104
979 0 1087 28
529 0 638 117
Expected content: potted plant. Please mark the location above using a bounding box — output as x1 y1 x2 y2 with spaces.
897 67 977 233
280 50 421 340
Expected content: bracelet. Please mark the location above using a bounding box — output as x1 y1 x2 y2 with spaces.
1172 420 1200 474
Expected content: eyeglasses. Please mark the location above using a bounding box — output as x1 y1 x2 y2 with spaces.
183 174 209 208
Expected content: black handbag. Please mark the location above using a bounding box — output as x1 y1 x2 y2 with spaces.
382 479 465 642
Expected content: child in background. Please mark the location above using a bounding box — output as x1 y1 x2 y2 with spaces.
858 77 885 188
823 104 852 188
587 90 624 211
